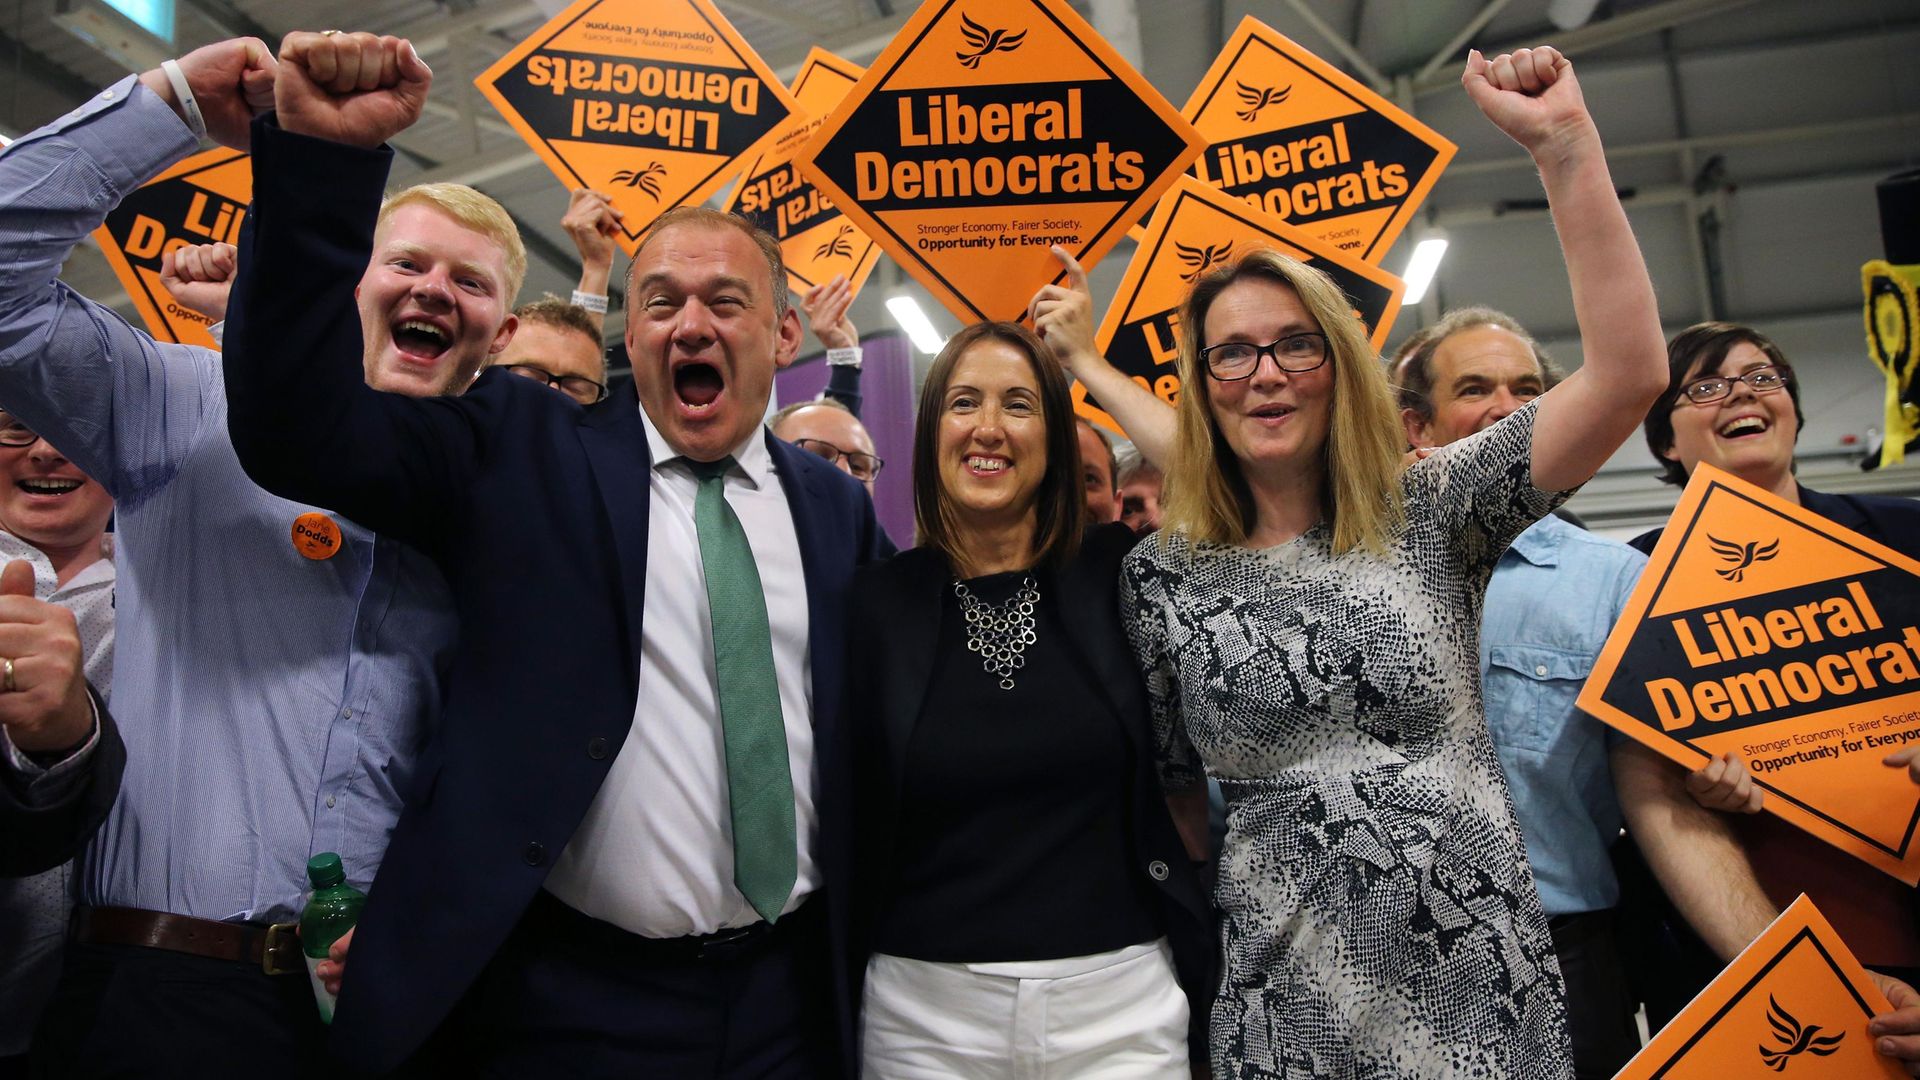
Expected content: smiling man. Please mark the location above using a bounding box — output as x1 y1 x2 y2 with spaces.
221 33 887 1077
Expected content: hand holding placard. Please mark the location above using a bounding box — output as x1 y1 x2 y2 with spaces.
276 32 431 150
800 276 858 351
1686 750 1766 814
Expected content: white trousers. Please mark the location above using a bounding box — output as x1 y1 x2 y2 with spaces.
861 939 1190 1079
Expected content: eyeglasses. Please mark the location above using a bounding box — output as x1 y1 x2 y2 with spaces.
0 412 40 448
1674 364 1791 407
793 438 884 481
501 363 609 405
1198 332 1329 381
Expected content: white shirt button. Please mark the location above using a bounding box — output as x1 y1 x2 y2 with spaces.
1535 664 1549 676
325 795 336 809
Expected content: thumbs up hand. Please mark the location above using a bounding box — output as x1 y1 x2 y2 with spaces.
0 560 94 756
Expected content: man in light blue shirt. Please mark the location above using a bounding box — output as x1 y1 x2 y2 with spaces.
0 37 521 1072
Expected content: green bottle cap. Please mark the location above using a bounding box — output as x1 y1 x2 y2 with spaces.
307 852 346 889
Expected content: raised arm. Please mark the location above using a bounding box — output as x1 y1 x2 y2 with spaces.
561 188 621 333
1462 47 1667 492
1030 246 1177 466
802 275 865 416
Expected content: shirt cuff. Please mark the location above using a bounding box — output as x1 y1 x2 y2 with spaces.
825 346 862 367
207 321 225 348
1 692 102 789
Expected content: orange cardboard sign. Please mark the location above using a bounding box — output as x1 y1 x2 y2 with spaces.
90 147 250 350
1578 465 1920 884
1078 175 1404 433
1615 895 1900 1079
795 0 1206 325
474 0 800 254
1177 17 1455 264
723 49 882 299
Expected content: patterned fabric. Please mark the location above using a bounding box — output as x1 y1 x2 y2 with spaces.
1121 401 1574 1079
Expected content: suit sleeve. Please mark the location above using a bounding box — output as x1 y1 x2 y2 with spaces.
223 116 490 553
0 684 124 877
821 361 863 418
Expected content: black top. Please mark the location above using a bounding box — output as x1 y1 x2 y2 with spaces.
873 570 1162 961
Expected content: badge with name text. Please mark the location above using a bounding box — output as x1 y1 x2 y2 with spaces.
1079 176 1404 433
1615 895 1901 1079
1578 465 1920 883
475 0 800 254
796 0 1206 325
90 147 250 350
1174 17 1454 264
291 512 342 561
723 49 882 299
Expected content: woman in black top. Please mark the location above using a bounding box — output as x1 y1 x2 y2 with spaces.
844 322 1209 1077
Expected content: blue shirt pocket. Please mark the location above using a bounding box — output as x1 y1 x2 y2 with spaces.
1484 644 1594 756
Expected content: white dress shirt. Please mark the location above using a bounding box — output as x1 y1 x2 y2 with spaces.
545 410 817 937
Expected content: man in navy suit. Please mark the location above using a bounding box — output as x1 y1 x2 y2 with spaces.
223 31 887 1076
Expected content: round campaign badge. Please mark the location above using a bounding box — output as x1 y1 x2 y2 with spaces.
291 512 343 561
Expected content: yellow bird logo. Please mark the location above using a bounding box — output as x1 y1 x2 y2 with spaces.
1708 534 1780 583
956 14 1026 69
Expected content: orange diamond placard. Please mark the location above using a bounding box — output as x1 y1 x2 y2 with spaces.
1079 176 1403 433
1180 16 1455 264
91 147 250 350
475 0 799 254
1616 895 1900 1079
796 0 1206 325
1578 465 1920 883
724 49 882 300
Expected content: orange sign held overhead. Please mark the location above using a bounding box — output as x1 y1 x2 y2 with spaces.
724 49 882 300
1080 176 1404 432
90 147 250 350
1578 465 1920 884
796 0 1206 325
475 0 799 254
1178 17 1455 264
1616 895 1901 1079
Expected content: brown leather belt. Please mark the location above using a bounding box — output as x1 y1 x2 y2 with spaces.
72 905 306 976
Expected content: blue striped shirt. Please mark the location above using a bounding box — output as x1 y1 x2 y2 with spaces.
0 78 457 924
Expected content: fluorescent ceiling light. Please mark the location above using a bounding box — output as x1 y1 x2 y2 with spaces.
1400 235 1449 306
886 294 946 355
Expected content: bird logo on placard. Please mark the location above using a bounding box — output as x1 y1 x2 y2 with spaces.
956 14 1026 69
1177 241 1233 282
610 163 667 199
815 225 856 261
1708 534 1779 583
1758 995 1844 1071
1235 82 1291 122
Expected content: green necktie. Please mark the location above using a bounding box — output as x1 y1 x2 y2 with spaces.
688 457 796 924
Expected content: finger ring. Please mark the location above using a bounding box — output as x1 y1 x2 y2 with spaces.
3 658 14 693
321 29 341 36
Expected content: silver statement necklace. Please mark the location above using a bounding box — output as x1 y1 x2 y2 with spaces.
952 575 1040 691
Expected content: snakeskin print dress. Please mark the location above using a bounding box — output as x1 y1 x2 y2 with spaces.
1121 403 1575 1079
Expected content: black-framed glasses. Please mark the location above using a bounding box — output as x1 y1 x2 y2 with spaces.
1198 332 1329 381
1674 364 1791 407
501 363 609 405
793 438 884 481
0 412 39 448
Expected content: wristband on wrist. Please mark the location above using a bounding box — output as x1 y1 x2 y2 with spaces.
571 289 609 314
160 60 207 140
825 346 862 367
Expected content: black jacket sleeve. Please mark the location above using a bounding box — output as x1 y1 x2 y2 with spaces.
0 685 124 877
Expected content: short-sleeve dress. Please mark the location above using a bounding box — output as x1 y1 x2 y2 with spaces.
1120 402 1575 1079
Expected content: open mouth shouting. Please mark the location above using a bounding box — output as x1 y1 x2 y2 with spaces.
672 360 727 418
391 317 452 366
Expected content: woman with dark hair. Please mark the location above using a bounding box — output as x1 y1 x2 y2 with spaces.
1046 49 1670 1077
843 322 1210 1077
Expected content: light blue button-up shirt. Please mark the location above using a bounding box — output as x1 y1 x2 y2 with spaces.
0 78 457 924
1481 513 1645 917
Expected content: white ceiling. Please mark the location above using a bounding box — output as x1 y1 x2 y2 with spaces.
5 0 1918 530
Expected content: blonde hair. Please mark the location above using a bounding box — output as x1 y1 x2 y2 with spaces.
1163 248 1404 554
377 184 528 306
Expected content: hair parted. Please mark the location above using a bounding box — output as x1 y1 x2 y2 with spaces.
625 206 789 320
1644 321 1803 487
378 183 527 306
1163 247 1404 554
912 322 1084 574
1390 306 1560 421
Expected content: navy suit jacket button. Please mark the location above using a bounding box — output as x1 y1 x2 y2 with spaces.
523 842 546 866
587 736 609 760
1147 859 1170 882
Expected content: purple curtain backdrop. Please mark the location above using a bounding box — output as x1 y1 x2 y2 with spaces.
774 330 916 549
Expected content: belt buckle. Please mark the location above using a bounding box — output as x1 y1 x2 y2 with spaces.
693 925 758 962
262 922 304 976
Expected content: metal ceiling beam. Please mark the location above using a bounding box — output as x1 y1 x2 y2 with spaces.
1442 112 1920 177
1277 0 1391 95
720 0 833 38
1413 0 1516 84
0 25 102 109
1411 0 1767 94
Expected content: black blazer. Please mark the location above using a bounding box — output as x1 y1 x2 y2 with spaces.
845 524 1213 1047
224 118 890 1074
0 687 122 877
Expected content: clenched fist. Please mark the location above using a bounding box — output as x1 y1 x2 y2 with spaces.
160 242 238 323
0 560 93 756
275 31 431 149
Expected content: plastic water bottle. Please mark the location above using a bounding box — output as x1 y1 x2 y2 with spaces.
299 852 366 1024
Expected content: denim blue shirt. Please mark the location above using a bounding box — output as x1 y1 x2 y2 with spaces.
1481 514 1645 917
0 78 457 923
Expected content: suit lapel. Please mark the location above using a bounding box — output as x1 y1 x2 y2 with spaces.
577 384 653 682
1051 548 1145 754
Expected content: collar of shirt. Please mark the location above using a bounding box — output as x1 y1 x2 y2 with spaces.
1503 514 1572 570
636 403 774 492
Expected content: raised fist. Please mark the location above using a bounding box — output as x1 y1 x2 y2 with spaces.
1461 46 1595 160
561 189 622 273
160 242 238 323
137 37 276 151
0 560 92 755
275 31 431 149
